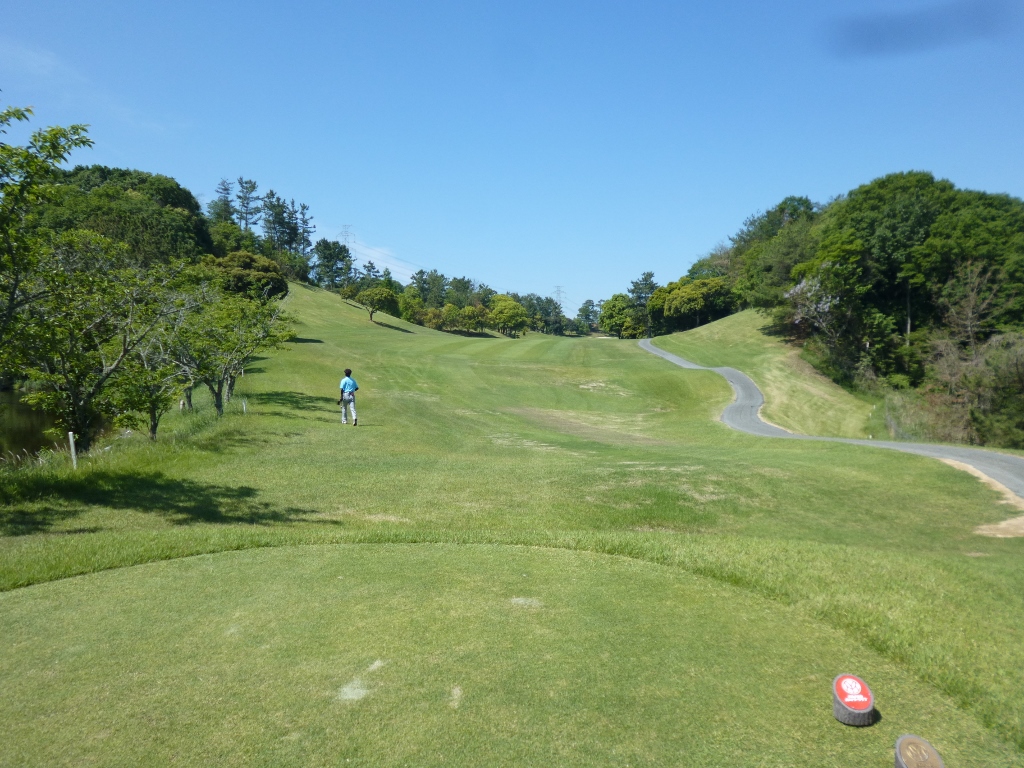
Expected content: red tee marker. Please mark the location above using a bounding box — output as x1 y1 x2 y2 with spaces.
832 673 875 726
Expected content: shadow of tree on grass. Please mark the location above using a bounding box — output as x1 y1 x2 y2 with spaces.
0 470 317 536
373 321 415 334
255 391 338 411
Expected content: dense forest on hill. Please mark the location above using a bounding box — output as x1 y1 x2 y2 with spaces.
604 172 1024 448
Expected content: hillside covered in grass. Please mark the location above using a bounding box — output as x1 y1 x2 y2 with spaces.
653 310 879 438
2 286 1024 766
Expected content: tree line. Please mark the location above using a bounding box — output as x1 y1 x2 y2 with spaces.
1 104 589 453
198 175 579 338
599 172 1024 448
1 107 292 452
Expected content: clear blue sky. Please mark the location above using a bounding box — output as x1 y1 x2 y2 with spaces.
3 0 1022 312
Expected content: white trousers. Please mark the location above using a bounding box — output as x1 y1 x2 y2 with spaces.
341 395 357 423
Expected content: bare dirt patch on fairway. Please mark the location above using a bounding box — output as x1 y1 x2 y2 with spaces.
509 408 668 446
938 458 1024 537
449 685 463 709
510 597 543 608
337 660 387 702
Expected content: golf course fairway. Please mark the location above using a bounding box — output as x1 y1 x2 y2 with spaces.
2 286 1023 766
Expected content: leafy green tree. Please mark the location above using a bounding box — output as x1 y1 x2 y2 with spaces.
312 239 353 289
411 269 449 308
488 294 529 336
423 306 444 329
399 285 426 324
687 245 732 279
168 290 291 416
355 285 400 322
205 250 288 298
736 218 818 309
441 303 462 330
460 304 488 332
33 166 213 266
0 105 92 361
109 330 182 440
209 219 260 257
598 293 633 338
20 231 182 450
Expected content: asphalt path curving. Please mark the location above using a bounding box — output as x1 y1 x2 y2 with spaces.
639 338 1024 500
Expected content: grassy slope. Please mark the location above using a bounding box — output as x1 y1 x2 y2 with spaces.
652 310 876 438
1 286 1023 764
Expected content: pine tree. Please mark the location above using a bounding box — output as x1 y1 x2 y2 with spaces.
235 178 262 230
207 178 236 224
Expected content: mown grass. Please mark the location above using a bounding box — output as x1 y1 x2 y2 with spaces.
2 286 1023 765
652 310 880 438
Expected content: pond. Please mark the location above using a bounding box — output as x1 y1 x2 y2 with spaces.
0 390 64 456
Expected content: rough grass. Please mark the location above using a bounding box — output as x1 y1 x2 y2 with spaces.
2 287 1023 764
652 310 877 438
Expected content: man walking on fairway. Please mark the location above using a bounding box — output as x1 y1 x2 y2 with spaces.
340 368 359 426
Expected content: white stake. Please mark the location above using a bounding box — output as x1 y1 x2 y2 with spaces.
68 432 78 470
242 399 247 414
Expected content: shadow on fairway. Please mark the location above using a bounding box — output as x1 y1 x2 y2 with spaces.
287 337 324 344
373 321 415 333
0 470 317 535
256 391 338 411
447 329 499 338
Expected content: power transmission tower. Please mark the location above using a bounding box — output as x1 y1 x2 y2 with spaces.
339 225 352 245
553 286 566 306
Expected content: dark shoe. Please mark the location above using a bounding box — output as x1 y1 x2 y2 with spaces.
353 418 358 426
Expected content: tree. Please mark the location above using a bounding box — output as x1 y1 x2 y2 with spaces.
576 299 598 329
399 285 426 324
209 219 259 258
355 285 399 322
205 250 288 299
460 304 488 332
207 178 236 224
0 104 92 362
411 269 448 308
109 328 182 440
598 293 633 338
235 178 261 230
20 231 183 450
33 166 213 266
939 261 1000 357
312 239 353 289
297 202 314 257
628 271 659 337
169 290 291 416
488 294 529 336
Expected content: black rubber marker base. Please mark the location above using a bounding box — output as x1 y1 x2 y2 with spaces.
832 673 875 726
895 735 944 768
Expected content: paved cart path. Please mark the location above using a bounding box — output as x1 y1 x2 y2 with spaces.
639 338 1024 505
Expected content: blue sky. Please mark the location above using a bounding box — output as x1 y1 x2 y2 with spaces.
2 1 1022 312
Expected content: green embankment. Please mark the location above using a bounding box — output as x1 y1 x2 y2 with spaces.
653 310 877 438
1 286 1023 766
